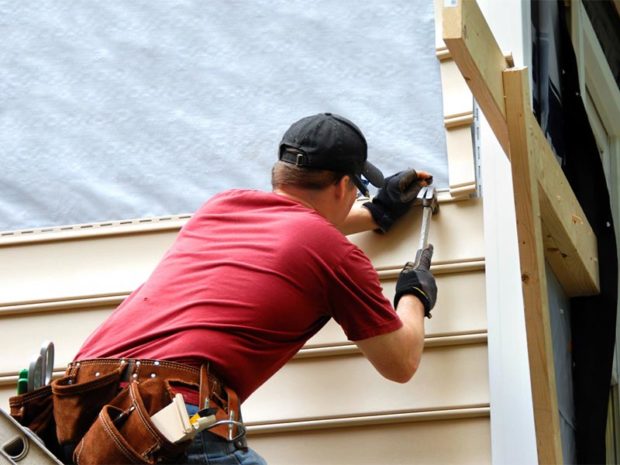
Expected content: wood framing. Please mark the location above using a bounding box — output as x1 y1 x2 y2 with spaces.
443 0 601 463
532 119 599 297
443 0 599 297
503 67 564 465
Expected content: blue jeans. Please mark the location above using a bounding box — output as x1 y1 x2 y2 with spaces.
183 404 267 465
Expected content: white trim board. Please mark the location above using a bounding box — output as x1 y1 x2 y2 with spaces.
476 0 538 463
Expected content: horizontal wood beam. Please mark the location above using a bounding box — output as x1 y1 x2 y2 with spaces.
531 115 600 296
442 0 599 296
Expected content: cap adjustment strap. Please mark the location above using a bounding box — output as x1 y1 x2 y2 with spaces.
280 150 309 167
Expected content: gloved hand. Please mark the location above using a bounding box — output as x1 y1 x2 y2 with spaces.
393 245 437 318
363 169 433 232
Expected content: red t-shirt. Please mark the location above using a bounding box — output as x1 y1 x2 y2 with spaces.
76 190 402 402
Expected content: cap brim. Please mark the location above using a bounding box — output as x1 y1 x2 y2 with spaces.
363 161 385 189
352 161 384 197
352 175 369 197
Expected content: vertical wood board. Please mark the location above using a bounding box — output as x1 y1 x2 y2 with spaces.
503 67 563 465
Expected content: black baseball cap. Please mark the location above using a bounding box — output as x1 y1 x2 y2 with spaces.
278 113 385 196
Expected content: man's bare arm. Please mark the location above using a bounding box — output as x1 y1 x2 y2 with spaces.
354 295 425 382
355 245 436 383
339 201 379 236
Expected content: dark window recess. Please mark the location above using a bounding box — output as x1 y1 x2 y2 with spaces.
582 0 620 88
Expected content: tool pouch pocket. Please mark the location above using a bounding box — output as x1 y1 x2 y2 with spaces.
9 385 62 458
51 367 123 449
74 378 189 465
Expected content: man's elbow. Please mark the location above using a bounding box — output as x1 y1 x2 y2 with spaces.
357 329 424 384
383 358 419 384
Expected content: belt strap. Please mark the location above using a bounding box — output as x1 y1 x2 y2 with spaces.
199 365 210 410
67 358 205 393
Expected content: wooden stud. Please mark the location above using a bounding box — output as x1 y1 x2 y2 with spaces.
503 67 564 465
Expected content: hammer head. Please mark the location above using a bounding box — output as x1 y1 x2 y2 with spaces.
415 186 439 214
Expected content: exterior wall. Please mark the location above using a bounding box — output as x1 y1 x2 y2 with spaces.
0 3 493 464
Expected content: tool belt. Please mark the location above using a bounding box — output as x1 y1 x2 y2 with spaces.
9 358 244 464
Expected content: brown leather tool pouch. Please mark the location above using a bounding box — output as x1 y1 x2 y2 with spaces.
10 359 231 464
51 366 123 450
9 385 63 458
73 378 189 465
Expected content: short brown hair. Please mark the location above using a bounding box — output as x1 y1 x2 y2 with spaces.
271 161 351 191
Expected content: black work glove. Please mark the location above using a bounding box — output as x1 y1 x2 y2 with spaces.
363 169 432 232
393 244 437 318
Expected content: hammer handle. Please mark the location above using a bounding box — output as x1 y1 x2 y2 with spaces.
419 206 432 247
413 204 433 268
412 248 424 269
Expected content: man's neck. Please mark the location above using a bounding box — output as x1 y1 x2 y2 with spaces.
273 188 317 211
273 183 354 229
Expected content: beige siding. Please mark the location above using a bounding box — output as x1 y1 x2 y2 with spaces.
244 343 489 423
250 417 491 465
0 227 180 304
440 59 474 118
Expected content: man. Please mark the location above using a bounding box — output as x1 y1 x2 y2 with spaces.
69 113 437 464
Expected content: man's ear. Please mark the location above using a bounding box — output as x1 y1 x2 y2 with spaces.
334 175 351 199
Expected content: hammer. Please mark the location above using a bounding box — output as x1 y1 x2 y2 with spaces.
412 186 439 268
